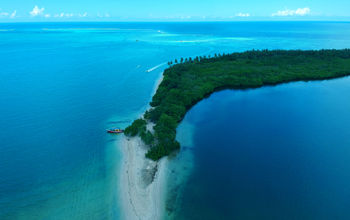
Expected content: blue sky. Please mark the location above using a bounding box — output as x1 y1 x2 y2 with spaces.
0 0 349 21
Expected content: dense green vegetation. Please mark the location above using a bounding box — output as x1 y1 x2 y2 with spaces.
124 119 154 145
125 49 350 160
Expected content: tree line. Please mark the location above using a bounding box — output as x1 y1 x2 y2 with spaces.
126 49 350 160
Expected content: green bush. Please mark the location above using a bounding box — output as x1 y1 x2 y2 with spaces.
140 130 154 145
124 119 146 136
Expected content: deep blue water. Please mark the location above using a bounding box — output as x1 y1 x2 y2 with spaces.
171 78 350 219
0 22 350 220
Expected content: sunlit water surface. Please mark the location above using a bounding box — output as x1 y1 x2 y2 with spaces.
0 22 349 219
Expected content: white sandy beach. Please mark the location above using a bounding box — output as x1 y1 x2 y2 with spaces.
119 136 168 220
118 73 167 220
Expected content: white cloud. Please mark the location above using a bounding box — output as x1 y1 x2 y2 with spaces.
79 12 88 17
236 12 250 17
272 7 310 16
55 13 65 18
179 15 191 19
0 12 9 17
53 12 76 18
30 5 45 17
10 10 16 18
96 12 112 18
295 8 311 16
0 10 17 18
44 14 51 18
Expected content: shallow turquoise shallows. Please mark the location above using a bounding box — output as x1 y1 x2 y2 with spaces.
0 22 350 220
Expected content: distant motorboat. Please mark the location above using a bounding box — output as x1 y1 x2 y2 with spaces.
145 62 167 72
106 128 124 134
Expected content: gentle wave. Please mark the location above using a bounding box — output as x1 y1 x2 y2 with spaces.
146 63 167 72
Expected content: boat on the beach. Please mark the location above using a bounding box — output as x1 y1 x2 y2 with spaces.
106 128 124 133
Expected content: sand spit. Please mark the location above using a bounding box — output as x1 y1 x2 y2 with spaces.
119 136 167 220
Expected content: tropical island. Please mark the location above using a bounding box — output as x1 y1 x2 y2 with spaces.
124 49 350 160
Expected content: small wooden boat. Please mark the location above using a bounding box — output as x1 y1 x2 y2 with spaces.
106 128 124 134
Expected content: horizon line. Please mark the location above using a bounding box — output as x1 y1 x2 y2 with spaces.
1 19 350 23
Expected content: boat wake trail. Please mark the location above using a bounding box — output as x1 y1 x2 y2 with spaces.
146 63 167 73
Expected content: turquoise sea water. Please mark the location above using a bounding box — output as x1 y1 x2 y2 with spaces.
0 22 350 219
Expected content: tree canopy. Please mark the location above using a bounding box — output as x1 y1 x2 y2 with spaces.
125 49 350 160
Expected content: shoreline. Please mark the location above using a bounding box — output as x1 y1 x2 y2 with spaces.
118 136 168 220
118 72 167 220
